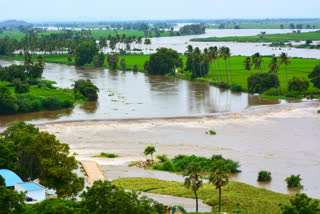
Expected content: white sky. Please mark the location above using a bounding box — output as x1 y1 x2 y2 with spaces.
0 0 319 22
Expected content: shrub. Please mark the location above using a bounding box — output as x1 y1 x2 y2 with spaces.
279 193 320 214
93 52 105 68
99 152 119 158
107 55 119 69
308 64 320 89
257 171 272 182
288 76 309 92
248 72 280 94
133 65 139 72
207 130 216 135
42 96 62 110
73 79 99 101
262 88 281 96
15 83 30 94
231 84 242 92
156 154 169 162
67 55 72 62
0 85 18 114
163 161 175 171
16 94 42 113
318 109 320 114
217 82 230 89
285 175 303 189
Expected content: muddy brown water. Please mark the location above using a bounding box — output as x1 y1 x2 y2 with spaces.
0 59 289 126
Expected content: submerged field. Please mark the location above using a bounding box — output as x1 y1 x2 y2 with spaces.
191 31 320 43
2 54 319 95
113 177 297 214
207 21 320 29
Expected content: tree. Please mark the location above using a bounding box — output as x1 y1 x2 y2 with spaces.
24 198 82 214
35 131 85 198
107 54 119 69
145 48 181 75
288 77 309 92
120 58 126 71
244 57 252 75
0 85 18 114
80 180 164 214
248 72 280 94
308 64 320 89
183 162 203 212
257 170 272 182
93 52 105 68
75 42 98 66
279 193 320 214
280 53 291 94
209 160 230 214
285 175 303 189
73 79 99 101
0 186 26 214
0 175 5 186
144 146 156 161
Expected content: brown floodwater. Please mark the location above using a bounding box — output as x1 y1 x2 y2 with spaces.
0 59 289 127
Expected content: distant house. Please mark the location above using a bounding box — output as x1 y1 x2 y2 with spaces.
15 182 46 202
0 169 46 202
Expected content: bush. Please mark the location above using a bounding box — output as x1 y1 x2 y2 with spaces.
156 154 169 163
99 152 119 158
207 130 216 135
257 171 272 182
279 193 320 214
16 94 42 113
285 175 303 189
42 96 62 110
262 88 281 96
0 85 18 114
162 161 175 171
231 84 242 92
93 52 105 68
318 109 320 114
248 72 280 94
133 65 139 72
288 76 309 92
15 83 30 94
73 79 99 101
308 64 320 89
107 55 119 69
75 42 98 66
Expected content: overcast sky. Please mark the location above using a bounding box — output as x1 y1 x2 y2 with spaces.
1 0 319 22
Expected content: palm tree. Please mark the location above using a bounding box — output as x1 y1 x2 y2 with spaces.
268 57 279 74
252 52 263 72
280 52 291 94
244 57 253 75
143 146 156 161
209 160 230 214
225 47 232 83
209 46 218 81
183 162 203 212
220 47 229 83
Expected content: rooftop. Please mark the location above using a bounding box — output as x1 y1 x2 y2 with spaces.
17 182 45 191
0 169 23 187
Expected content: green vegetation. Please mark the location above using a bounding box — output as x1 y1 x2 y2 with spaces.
279 193 320 214
308 64 320 89
0 185 26 214
257 171 272 182
112 177 297 214
92 152 119 158
73 79 99 101
247 72 279 93
207 130 216 135
285 175 303 189
0 122 84 198
75 41 98 66
152 154 240 174
144 146 156 161
191 31 320 43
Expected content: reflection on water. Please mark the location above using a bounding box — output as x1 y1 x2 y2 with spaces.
0 59 285 127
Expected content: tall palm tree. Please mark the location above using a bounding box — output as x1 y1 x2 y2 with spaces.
225 47 232 83
209 160 230 214
183 162 203 213
244 57 253 75
209 46 218 81
280 52 291 94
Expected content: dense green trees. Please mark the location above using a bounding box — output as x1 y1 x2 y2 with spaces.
24 198 82 214
247 72 280 93
107 54 119 69
186 47 210 78
93 52 105 67
0 85 18 114
288 77 309 92
308 64 320 89
73 79 99 101
80 180 165 214
179 24 206 35
0 122 85 198
144 48 181 75
0 186 26 214
75 42 98 66
279 193 320 214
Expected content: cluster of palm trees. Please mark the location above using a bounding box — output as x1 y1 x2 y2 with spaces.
244 52 291 94
185 45 232 83
184 160 230 213
98 34 152 54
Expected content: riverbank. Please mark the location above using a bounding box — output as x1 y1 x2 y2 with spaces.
1 54 319 99
191 31 320 43
112 177 300 214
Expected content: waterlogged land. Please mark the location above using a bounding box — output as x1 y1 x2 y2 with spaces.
191 31 320 43
2 54 319 94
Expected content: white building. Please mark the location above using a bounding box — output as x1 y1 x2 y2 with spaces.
15 182 46 202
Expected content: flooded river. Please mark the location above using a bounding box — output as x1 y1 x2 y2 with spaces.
0 59 287 126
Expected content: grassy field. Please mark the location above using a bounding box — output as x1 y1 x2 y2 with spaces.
191 31 320 43
2 54 319 95
207 21 320 29
0 29 175 41
112 177 299 214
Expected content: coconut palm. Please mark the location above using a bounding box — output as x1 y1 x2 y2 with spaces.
209 160 230 214
280 52 291 94
220 47 229 83
143 146 156 161
209 46 218 81
269 57 279 74
183 162 203 212
244 57 253 75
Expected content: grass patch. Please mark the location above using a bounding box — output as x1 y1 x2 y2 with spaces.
112 177 298 214
92 152 119 158
191 31 320 43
